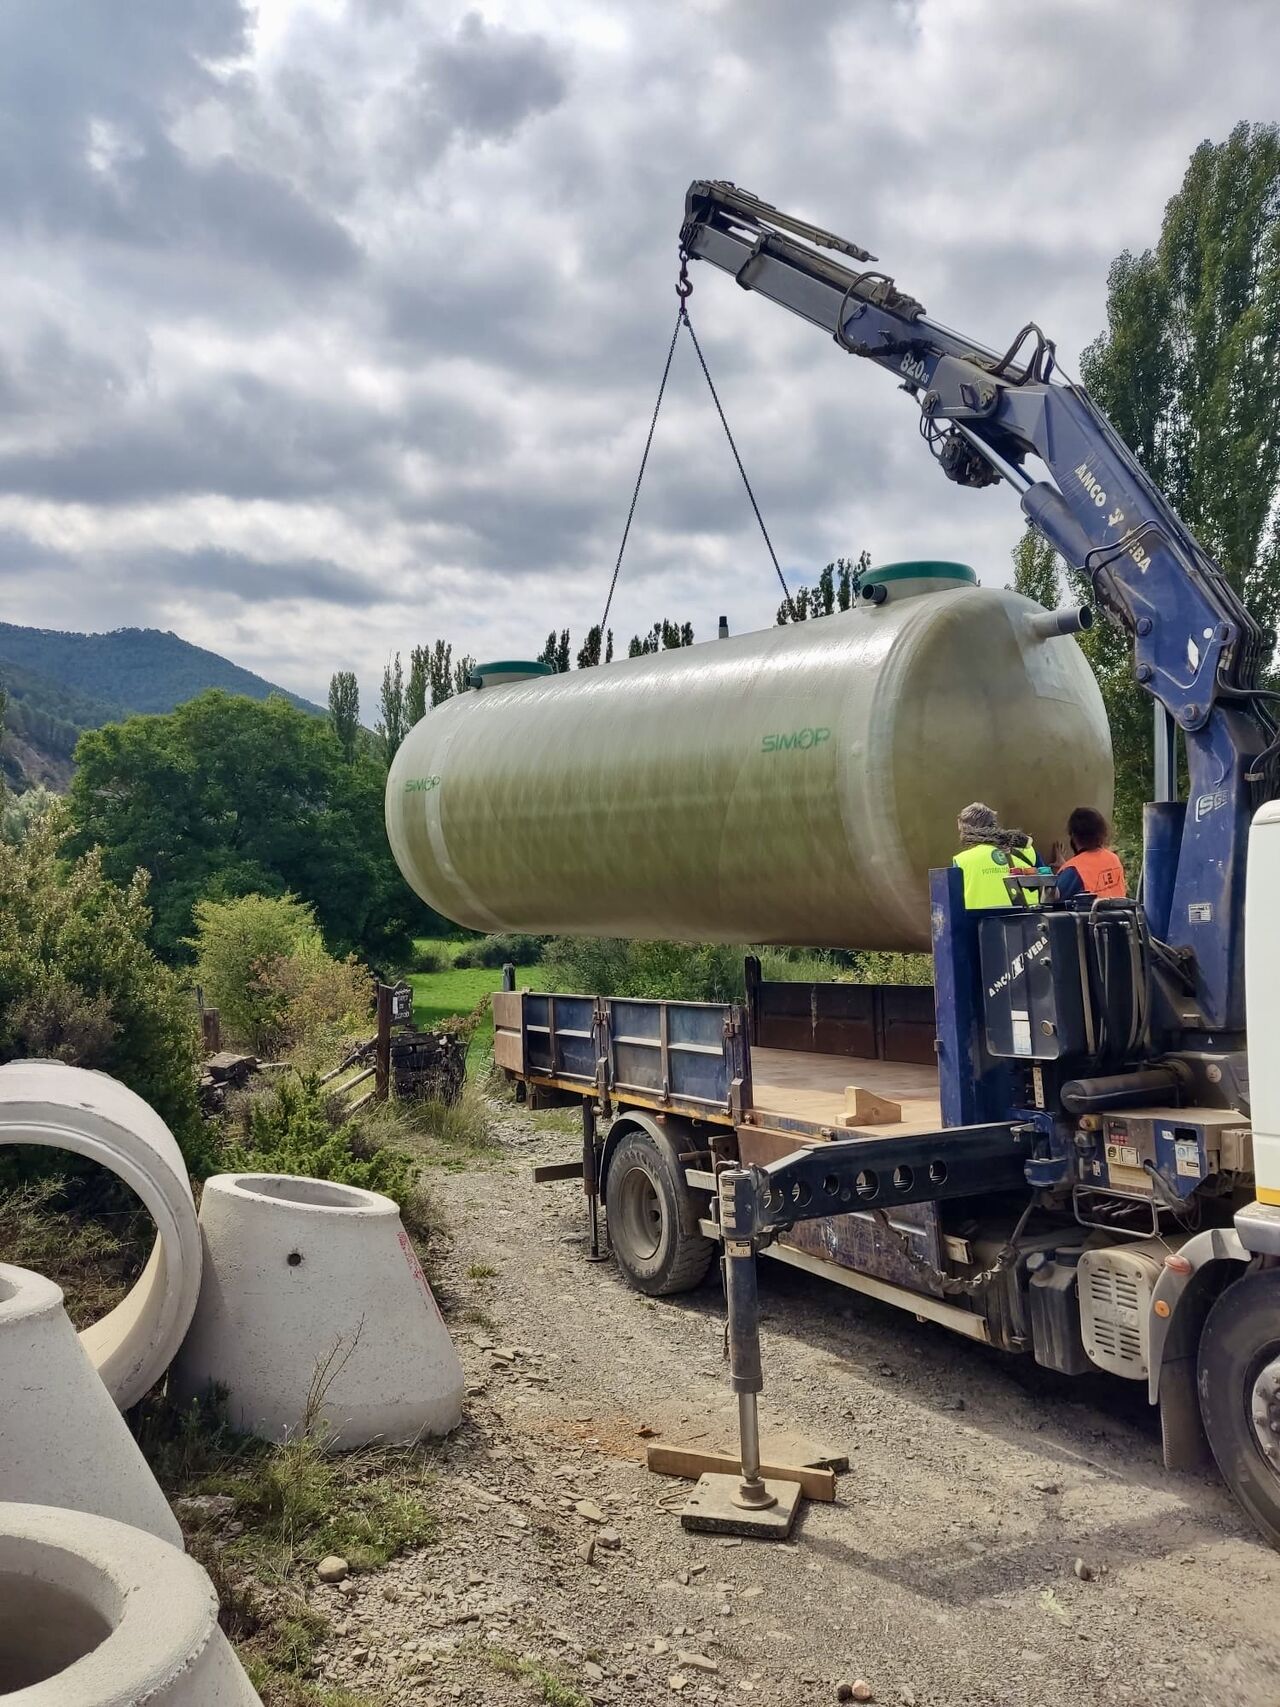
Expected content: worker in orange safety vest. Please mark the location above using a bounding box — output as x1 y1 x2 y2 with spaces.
1053 806 1127 901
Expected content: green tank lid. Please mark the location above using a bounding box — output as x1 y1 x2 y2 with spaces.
863 560 978 587
468 660 555 690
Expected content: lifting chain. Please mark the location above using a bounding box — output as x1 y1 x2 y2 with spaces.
864 1198 1036 1298
599 249 796 636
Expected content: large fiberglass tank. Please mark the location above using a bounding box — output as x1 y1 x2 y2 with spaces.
385 563 1113 952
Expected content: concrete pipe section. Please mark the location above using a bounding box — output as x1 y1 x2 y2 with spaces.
0 1061 202 1411
0 1502 261 1704
0 1265 181 1547
171 1174 464 1447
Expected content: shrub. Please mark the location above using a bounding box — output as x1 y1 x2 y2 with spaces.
221 1075 413 1203
450 932 545 970
251 941 372 1074
190 894 371 1061
408 941 449 974
0 784 59 846
754 946 932 985
540 936 744 1002
539 938 933 1002
0 813 204 1165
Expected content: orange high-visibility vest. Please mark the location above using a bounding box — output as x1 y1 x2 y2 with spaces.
1059 847 1127 897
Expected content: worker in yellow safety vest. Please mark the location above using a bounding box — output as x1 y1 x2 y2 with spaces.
951 801 1042 909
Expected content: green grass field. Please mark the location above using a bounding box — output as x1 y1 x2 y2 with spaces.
407 941 545 1066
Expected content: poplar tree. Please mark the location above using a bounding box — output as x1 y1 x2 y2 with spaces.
1014 122 1280 850
327 670 360 762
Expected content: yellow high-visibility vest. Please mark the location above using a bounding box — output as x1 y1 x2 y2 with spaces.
952 841 1039 910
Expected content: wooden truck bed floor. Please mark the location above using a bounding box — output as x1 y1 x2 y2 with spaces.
749 1046 943 1137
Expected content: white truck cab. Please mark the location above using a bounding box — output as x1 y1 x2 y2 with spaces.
1245 799 1280 1213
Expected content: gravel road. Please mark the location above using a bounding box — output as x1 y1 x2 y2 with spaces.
310 1102 1280 1707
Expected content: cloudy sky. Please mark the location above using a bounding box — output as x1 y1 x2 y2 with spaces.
1 0 1277 710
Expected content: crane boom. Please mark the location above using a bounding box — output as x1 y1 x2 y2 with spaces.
681 179 1277 1034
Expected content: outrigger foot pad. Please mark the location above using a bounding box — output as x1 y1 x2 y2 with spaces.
679 1473 801 1538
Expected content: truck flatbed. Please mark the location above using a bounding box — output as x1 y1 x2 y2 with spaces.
751 1046 941 1137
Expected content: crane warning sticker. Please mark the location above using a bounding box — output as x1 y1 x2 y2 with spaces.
1175 1140 1202 1178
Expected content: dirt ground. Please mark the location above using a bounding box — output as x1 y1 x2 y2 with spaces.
309 1103 1280 1707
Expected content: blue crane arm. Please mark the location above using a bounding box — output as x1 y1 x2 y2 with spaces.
681 181 1277 1033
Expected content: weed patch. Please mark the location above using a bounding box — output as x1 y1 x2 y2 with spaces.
479 1645 590 1707
136 1393 435 1706
368 1081 498 1172
0 1180 150 1328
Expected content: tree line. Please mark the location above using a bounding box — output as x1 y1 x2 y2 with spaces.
1012 121 1280 856
349 554 877 764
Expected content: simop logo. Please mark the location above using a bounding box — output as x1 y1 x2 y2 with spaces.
762 727 831 753
403 775 441 794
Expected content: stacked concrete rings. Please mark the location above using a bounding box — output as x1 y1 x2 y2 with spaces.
171 1173 464 1447
0 1502 261 1704
0 1060 202 1409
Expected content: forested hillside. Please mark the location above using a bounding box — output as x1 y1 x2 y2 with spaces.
0 622 322 718
0 622 322 791
0 658 124 790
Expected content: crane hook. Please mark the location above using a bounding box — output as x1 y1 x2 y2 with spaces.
676 248 693 302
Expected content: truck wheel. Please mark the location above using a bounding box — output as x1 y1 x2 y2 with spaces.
1198 1266 1280 1549
605 1125 714 1296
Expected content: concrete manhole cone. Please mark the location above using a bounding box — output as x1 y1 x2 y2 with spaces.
170 1173 464 1447
0 1502 262 1704
0 1265 182 1547
0 1060 202 1411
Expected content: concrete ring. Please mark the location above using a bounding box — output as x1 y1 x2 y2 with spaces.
0 1060 202 1411
0 1502 261 1703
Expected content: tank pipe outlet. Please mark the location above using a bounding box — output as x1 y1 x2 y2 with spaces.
1027 605 1093 640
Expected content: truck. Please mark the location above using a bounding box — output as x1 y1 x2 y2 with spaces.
490 181 1280 1550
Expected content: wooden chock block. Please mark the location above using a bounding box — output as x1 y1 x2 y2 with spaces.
840 1084 902 1126
645 1442 836 1502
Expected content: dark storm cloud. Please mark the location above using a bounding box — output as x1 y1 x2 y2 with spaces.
0 524 385 612
415 12 569 146
137 545 391 608
0 0 358 286
0 365 498 505
0 527 77 573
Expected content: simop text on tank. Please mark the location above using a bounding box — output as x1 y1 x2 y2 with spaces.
761 727 831 753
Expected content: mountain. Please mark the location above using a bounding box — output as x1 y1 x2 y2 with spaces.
0 623 323 793
0 623 322 718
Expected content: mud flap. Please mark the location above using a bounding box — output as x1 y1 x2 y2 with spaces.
1158 1355 1212 1473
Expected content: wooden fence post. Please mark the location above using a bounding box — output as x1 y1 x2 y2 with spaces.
375 984 392 1102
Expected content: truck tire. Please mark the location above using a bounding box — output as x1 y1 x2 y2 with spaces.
604 1125 715 1296
1197 1266 1280 1550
